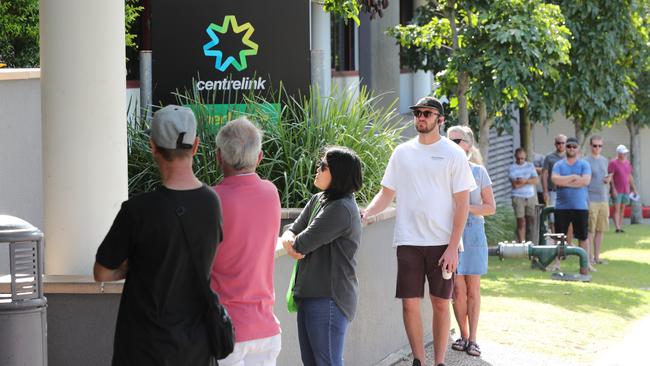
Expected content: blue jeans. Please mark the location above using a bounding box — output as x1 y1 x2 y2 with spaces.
297 298 350 366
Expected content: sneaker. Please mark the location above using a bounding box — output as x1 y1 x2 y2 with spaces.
412 359 422 366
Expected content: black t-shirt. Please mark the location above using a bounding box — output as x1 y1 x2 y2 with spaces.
96 184 222 366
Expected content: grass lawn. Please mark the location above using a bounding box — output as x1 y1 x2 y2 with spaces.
473 223 650 364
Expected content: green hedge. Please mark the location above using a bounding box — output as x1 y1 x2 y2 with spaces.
128 86 407 207
484 204 516 245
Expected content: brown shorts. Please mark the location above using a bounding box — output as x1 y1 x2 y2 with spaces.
396 245 454 299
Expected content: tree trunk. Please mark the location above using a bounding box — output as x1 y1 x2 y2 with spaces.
627 118 643 224
519 102 532 161
573 121 584 146
446 0 469 126
457 72 470 126
478 100 492 165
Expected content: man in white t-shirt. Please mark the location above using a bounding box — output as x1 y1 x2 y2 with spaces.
362 96 476 366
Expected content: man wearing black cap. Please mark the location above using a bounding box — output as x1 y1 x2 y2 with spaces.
362 96 476 366
551 137 593 272
94 105 223 365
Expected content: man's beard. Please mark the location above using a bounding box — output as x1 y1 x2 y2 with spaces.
567 151 576 158
416 121 436 134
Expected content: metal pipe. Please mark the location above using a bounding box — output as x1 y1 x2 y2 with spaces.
489 242 590 276
538 206 555 245
563 246 590 275
139 50 152 122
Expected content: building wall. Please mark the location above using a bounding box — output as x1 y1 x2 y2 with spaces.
44 215 428 366
533 112 649 205
0 71 43 230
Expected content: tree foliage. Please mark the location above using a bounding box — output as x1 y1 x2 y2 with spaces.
554 0 640 136
461 0 571 123
628 1 650 128
323 0 390 25
0 0 143 67
0 0 39 67
387 0 571 150
125 0 144 50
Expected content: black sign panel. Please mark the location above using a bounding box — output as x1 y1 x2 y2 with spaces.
152 0 311 106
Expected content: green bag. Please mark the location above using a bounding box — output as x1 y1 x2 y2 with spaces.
286 198 322 313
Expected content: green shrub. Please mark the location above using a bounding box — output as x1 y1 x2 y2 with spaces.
128 86 407 207
484 204 516 245
0 0 142 68
0 0 39 67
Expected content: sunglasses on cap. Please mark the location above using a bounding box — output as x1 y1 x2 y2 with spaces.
566 144 578 149
412 109 439 118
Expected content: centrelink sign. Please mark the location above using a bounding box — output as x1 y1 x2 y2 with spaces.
152 0 310 106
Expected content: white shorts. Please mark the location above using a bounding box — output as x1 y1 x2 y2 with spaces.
218 334 282 366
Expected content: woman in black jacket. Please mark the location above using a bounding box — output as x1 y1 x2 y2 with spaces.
281 146 363 366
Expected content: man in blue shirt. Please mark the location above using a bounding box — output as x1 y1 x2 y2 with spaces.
551 137 593 271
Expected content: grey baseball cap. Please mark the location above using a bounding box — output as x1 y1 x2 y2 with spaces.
150 105 197 149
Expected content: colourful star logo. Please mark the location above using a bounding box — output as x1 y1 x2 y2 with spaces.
203 15 258 72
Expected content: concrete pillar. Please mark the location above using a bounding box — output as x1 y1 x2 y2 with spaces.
311 1 331 98
358 4 400 110
40 0 128 275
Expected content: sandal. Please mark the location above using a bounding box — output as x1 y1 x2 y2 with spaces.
451 337 468 351
466 341 481 357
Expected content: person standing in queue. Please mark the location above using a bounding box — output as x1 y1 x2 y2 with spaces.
447 125 495 358
281 146 363 366
362 97 476 366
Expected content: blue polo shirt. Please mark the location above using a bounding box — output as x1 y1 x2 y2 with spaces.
552 159 591 210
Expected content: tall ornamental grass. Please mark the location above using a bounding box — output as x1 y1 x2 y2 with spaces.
127 86 407 207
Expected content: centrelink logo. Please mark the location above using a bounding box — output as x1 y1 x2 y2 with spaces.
199 15 266 92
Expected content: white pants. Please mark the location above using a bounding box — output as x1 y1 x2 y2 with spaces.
218 334 282 366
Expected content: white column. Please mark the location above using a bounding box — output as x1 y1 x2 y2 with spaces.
311 1 331 98
40 0 128 275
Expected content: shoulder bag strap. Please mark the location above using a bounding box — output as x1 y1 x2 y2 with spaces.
161 188 219 306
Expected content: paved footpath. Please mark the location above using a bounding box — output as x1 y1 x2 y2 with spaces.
381 336 585 366
381 316 650 366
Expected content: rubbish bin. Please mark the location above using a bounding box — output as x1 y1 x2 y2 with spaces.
0 215 47 366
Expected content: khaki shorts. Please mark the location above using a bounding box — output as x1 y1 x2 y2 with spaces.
588 201 609 233
512 195 538 218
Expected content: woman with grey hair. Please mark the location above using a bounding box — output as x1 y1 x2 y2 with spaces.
446 125 495 357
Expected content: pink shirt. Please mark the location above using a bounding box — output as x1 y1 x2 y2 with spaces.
211 174 281 342
608 159 632 194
